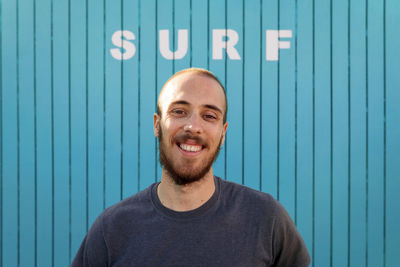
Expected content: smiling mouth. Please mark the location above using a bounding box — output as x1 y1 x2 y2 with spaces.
178 143 203 152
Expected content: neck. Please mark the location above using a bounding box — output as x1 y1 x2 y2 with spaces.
157 169 216 212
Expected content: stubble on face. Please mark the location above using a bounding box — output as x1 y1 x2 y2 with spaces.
158 125 222 185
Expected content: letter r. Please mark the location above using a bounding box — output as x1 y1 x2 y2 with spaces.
212 29 241 60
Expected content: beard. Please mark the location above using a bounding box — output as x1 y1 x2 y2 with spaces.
158 126 223 185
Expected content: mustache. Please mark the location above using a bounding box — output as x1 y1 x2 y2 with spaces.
173 133 206 146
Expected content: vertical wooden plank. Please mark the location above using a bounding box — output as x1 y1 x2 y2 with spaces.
226 0 243 185
314 0 332 265
331 0 350 266
173 0 191 72
18 0 35 265
105 0 122 206
35 0 53 265
296 0 314 258
191 0 208 68
53 0 70 265
122 0 140 197
209 0 226 180
349 0 367 265
157 0 173 76
139 0 157 189
70 0 87 258
367 0 385 266
0 0 2 264
243 0 261 190
2 0 18 266
385 0 400 265
261 0 278 198
87 0 105 224
278 0 296 217
156 0 173 182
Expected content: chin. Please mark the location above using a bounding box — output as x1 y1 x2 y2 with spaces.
166 163 212 186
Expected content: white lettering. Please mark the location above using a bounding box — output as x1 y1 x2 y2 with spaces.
110 29 293 61
110 30 136 60
159 29 188 60
212 29 241 60
266 30 292 61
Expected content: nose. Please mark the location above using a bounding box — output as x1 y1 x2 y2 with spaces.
183 114 202 134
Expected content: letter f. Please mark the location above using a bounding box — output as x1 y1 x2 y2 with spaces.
266 30 292 61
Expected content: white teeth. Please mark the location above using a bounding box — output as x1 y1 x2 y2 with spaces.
180 143 202 152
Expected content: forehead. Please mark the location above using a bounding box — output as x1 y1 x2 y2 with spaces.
159 73 226 112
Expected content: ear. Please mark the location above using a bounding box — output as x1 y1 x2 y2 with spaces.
220 122 228 146
154 113 160 137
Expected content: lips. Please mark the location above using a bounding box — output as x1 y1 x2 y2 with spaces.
177 142 204 157
173 133 206 154
179 143 202 152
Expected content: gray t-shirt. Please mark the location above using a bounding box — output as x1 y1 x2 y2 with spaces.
72 177 310 267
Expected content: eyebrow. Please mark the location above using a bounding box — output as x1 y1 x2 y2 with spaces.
170 100 223 115
203 104 223 115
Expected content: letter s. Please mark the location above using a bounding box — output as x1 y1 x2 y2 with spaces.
110 30 136 60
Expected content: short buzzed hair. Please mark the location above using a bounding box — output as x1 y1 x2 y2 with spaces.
157 68 228 123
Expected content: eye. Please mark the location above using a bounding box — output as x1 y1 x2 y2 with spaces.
170 109 186 116
203 113 217 121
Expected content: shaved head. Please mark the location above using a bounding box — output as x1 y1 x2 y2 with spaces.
157 68 228 123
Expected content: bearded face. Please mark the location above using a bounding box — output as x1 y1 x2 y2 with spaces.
155 72 227 185
158 125 223 185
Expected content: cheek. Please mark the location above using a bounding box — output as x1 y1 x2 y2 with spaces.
209 128 225 145
161 120 180 144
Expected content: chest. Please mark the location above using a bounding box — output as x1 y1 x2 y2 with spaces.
107 217 273 267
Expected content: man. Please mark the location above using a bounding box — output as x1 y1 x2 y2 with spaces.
72 68 310 266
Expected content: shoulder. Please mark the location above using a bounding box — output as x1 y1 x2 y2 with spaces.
218 178 279 209
71 185 157 266
95 184 156 230
217 178 282 218
216 179 310 265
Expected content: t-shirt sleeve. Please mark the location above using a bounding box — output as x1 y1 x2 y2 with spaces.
71 215 109 267
271 201 311 267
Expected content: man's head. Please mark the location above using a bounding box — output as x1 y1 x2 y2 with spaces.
154 68 228 185
157 68 228 123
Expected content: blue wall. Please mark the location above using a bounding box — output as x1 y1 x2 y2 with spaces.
1 0 400 266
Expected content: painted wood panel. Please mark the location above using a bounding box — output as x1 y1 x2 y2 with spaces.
1 0 399 266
